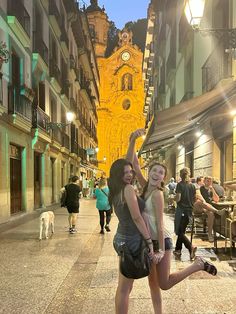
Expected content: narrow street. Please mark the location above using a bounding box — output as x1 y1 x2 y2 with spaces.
0 199 235 314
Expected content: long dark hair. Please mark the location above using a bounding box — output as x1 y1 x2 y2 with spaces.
141 161 167 199
108 159 133 207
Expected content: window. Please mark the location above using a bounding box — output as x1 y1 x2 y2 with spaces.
121 73 132 90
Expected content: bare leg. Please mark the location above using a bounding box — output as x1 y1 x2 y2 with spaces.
71 213 78 226
206 211 214 236
156 250 204 290
115 268 134 314
202 202 217 213
68 213 73 228
148 263 162 314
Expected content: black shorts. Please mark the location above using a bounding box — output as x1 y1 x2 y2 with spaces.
67 206 79 214
152 237 173 252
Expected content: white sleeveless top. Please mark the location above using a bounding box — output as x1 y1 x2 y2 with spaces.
144 191 171 241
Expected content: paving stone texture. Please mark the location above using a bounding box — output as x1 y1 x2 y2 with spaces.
0 199 235 314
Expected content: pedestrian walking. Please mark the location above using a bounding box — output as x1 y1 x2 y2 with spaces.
62 175 81 234
173 167 198 258
88 177 95 198
127 129 217 314
108 158 155 314
82 177 89 197
94 177 111 234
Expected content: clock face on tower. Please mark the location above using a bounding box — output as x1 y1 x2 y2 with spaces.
121 51 130 61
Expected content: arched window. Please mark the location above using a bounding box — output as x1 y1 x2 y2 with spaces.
121 73 132 91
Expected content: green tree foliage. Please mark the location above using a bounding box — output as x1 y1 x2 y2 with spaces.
105 21 119 57
105 18 148 57
125 18 148 52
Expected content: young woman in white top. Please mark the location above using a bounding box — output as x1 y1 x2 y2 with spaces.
127 129 217 314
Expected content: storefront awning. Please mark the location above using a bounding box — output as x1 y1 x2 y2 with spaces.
140 80 236 154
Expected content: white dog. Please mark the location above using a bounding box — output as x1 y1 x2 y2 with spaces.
39 211 55 240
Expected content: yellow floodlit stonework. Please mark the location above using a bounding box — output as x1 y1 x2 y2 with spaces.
97 30 145 175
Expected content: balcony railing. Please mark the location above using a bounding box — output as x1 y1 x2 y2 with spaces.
62 132 70 149
8 85 32 121
8 0 30 36
33 33 49 65
202 40 231 93
49 60 61 86
61 82 69 98
32 105 50 131
78 146 87 162
71 141 78 155
52 128 62 144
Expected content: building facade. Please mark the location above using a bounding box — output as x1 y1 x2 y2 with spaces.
97 29 146 175
142 0 236 184
85 0 146 175
0 0 99 223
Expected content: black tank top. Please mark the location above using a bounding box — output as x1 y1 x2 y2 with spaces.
114 194 145 236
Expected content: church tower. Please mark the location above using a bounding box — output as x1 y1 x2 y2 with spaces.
86 0 110 57
96 29 145 175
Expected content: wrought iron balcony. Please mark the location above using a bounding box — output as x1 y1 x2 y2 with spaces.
78 146 87 162
202 41 231 93
33 33 48 65
8 85 32 121
32 105 50 131
49 59 62 87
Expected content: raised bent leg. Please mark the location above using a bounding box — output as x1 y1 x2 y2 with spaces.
156 250 204 290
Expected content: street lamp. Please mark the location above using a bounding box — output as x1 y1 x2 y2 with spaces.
184 0 236 50
184 0 205 28
46 111 75 131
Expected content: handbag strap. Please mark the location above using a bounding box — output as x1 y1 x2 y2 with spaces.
100 188 108 197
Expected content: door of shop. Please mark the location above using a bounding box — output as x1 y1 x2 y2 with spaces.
34 152 41 208
10 145 22 214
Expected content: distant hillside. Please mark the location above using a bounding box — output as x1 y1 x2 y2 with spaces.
105 18 147 57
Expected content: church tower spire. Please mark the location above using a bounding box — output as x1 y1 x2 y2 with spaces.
86 1 110 57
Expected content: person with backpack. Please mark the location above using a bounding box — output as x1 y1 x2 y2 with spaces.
94 177 111 234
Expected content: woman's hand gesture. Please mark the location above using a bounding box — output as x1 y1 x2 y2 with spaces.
129 128 146 143
151 251 165 264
